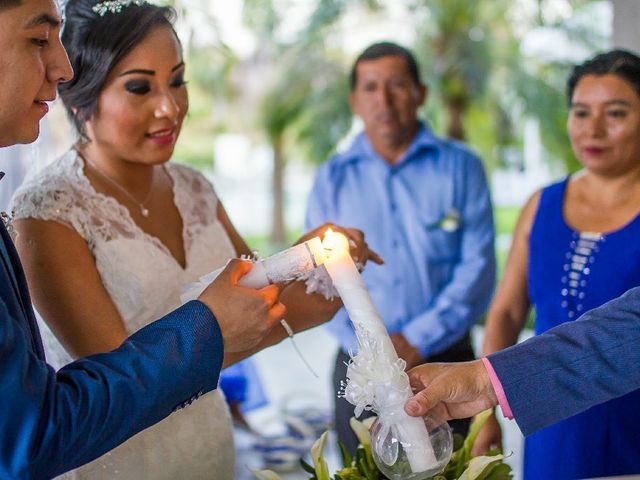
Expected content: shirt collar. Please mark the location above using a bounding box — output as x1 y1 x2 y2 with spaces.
338 121 440 166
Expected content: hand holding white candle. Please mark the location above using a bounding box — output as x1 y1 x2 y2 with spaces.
179 237 329 378
181 237 327 303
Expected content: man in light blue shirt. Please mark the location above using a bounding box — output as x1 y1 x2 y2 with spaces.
305 41 496 452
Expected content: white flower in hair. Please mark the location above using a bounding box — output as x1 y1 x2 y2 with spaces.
92 0 146 16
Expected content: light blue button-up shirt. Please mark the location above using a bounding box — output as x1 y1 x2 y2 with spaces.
305 122 495 357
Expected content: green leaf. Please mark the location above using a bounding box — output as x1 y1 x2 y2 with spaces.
338 440 353 468
350 417 372 448
485 448 503 457
251 469 284 480
464 410 492 456
452 448 469 478
452 433 465 451
454 409 493 477
335 467 366 480
458 454 505 480
310 431 331 480
355 447 380 480
350 418 377 476
354 447 366 467
483 463 513 480
355 448 367 472
294 415 510 480
356 456 373 480
300 458 317 474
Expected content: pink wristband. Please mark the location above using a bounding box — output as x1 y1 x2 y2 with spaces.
481 357 514 420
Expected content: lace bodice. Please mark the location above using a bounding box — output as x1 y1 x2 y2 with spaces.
13 150 237 336
11 150 236 479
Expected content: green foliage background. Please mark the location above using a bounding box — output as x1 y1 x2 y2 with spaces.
170 0 608 257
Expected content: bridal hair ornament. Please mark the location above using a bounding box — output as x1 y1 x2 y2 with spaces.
92 0 147 16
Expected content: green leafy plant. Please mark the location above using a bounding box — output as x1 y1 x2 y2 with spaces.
254 410 511 480
435 410 511 480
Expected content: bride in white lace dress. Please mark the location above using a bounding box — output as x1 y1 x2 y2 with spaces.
14 151 240 478
9 1 363 478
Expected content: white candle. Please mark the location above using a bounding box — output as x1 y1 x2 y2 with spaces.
321 229 437 473
180 237 326 302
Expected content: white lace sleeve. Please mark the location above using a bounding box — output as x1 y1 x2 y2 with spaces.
9 153 94 245
11 175 82 232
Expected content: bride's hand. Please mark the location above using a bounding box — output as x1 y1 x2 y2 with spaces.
295 223 384 268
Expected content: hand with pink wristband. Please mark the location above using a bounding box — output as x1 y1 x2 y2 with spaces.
403 359 501 422
404 283 640 447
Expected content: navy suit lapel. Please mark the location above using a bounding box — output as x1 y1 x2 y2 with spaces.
0 222 45 358
0 228 23 304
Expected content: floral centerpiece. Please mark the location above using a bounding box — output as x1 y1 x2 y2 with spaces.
253 410 512 480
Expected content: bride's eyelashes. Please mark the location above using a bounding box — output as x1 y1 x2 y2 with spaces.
124 74 187 96
124 80 151 95
170 75 187 88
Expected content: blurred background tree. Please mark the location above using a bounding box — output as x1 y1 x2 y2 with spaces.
242 0 354 246
168 0 609 250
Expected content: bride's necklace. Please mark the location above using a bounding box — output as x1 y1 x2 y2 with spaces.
76 149 154 218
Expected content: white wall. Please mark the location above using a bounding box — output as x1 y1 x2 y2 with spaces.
612 0 640 51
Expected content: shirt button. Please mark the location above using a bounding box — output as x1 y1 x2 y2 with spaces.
392 239 399 248
390 203 397 212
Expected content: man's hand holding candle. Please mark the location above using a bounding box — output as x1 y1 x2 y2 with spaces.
404 360 498 421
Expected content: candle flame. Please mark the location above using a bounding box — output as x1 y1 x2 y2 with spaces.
322 228 350 256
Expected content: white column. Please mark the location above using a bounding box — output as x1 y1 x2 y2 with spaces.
612 0 640 51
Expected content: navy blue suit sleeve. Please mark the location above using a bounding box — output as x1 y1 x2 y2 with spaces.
489 286 640 435
0 299 223 479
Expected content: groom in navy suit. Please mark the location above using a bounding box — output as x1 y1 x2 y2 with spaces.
0 0 286 477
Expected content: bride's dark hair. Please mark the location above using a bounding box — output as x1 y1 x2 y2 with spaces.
59 0 178 139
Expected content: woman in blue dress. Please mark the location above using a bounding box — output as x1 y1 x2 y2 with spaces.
476 49 640 479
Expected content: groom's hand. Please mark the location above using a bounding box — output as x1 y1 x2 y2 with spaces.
198 259 286 353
